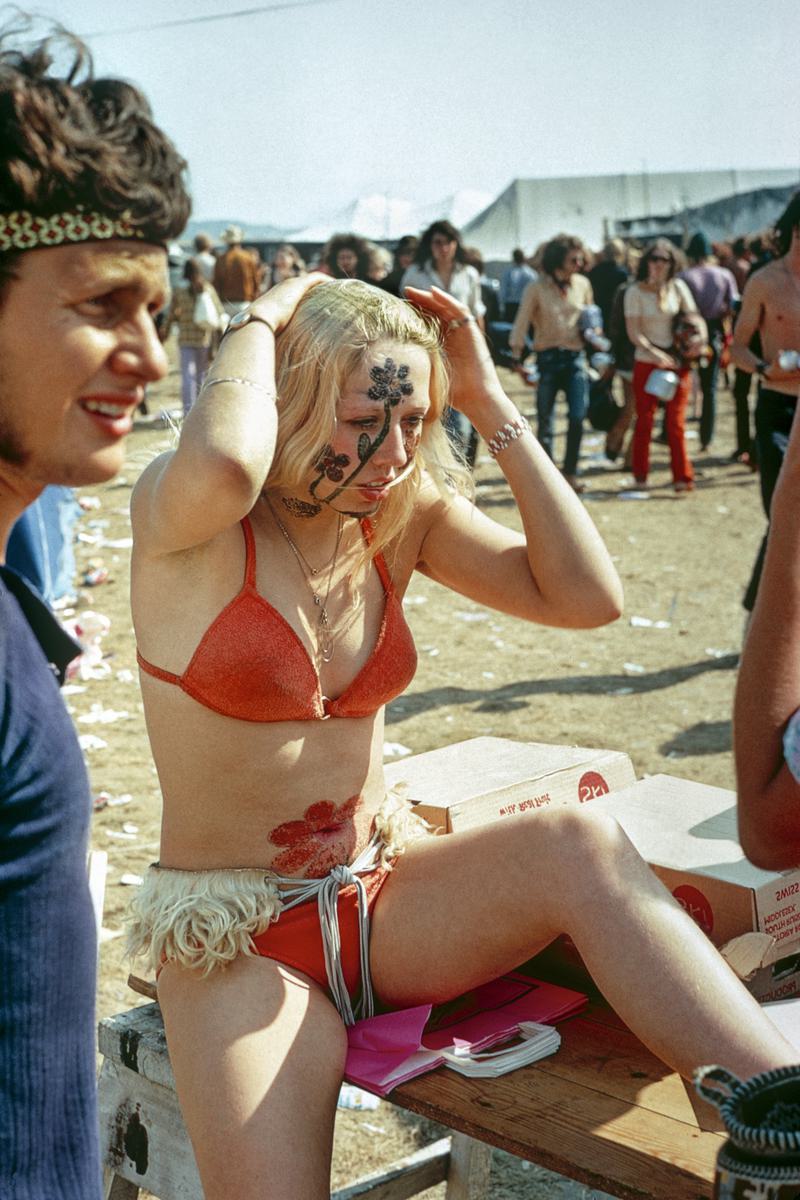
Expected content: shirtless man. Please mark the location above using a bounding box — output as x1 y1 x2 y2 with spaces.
731 191 800 610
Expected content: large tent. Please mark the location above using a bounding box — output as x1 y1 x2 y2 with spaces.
289 189 494 243
462 169 800 259
614 184 799 244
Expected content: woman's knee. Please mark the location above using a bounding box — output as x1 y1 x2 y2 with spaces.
535 806 641 883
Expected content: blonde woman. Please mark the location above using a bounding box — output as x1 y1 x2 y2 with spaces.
128 274 795 1198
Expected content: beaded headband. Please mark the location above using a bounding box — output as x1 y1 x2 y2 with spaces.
0 208 148 254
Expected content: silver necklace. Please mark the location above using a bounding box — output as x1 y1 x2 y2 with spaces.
264 495 339 577
265 497 344 663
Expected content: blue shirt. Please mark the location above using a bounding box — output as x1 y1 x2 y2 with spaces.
500 263 538 308
0 566 101 1199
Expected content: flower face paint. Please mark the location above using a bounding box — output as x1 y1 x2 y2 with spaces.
307 342 432 515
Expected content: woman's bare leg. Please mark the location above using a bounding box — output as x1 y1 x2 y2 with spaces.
158 955 347 1200
370 807 796 1080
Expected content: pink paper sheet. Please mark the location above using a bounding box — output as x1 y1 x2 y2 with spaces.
344 972 586 1096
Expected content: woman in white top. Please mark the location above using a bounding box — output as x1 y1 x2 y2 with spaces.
401 220 485 461
624 239 698 491
400 220 485 321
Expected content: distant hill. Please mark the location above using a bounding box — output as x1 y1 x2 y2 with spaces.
183 218 293 245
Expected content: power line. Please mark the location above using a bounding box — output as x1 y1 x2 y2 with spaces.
83 0 343 40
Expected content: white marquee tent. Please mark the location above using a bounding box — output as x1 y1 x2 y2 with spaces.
462 169 800 258
289 189 494 243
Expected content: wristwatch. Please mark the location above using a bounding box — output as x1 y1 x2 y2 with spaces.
224 308 276 338
755 359 770 378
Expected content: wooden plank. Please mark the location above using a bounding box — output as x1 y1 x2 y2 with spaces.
127 974 157 1001
97 1058 203 1199
392 1065 723 1200
99 1001 723 1199
99 1004 176 1091
331 1137 450 1200
445 1133 492 1199
104 1173 140 1200
536 1013 702 1125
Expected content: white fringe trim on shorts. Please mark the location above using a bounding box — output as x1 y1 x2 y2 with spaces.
126 790 430 982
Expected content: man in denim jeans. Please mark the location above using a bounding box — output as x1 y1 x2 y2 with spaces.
510 235 593 491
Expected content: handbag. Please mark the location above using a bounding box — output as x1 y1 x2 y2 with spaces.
344 971 587 1096
193 288 222 332
588 378 623 431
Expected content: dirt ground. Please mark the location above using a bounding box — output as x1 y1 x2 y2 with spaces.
82 348 762 1197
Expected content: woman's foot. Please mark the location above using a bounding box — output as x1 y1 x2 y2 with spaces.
674 480 694 494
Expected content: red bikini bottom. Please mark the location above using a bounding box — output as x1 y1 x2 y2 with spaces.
251 863 390 997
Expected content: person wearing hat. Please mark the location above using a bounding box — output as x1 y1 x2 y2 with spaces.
213 223 262 316
679 230 739 450
0 18 190 1196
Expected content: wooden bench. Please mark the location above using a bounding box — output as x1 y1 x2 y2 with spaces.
97 984 724 1200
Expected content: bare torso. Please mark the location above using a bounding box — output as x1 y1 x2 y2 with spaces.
733 256 800 397
756 260 800 380
131 496 429 872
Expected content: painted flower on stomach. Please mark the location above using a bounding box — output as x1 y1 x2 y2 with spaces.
269 795 360 875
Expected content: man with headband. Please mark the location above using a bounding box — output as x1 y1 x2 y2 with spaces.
0 19 190 1196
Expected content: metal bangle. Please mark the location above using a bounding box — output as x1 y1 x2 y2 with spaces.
201 377 277 395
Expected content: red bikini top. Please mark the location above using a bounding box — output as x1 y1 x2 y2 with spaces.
136 515 417 722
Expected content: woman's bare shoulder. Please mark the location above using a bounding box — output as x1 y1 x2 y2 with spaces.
387 475 460 574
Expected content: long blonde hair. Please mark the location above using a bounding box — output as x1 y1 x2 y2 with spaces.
267 279 471 561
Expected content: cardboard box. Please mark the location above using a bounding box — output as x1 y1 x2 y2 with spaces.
587 775 800 1003
524 775 800 1002
747 950 800 1004
383 737 636 833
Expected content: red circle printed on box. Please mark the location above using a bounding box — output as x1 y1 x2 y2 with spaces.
578 771 610 803
673 884 714 934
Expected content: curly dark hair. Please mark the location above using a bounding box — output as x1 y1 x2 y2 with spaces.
0 15 191 289
320 232 372 279
540 234 586 280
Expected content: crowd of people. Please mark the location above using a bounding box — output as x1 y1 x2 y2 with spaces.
176 215 784 495
1 12 800 1200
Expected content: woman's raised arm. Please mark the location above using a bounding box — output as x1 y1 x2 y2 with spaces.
132 274 328 555
405 286 623 628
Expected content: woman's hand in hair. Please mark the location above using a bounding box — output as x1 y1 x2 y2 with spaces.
248 271 330 335
404 285 502 419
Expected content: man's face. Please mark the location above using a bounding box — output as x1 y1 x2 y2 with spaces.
561 248 585 279
0 240 168 493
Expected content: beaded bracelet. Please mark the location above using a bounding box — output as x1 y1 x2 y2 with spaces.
486 415 531 458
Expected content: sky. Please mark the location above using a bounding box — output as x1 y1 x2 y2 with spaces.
35 0 800 229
